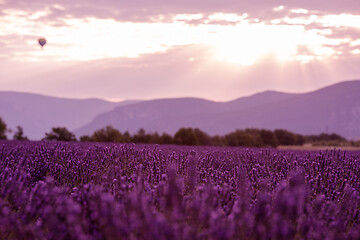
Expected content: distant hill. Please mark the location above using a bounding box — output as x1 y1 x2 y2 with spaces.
73 92 296 136
2 80 360 140
74 80 360 139
0 91 140 139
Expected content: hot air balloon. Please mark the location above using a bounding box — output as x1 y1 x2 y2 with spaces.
38 38 46 48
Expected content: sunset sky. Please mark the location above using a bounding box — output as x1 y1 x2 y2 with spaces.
1 0 359 101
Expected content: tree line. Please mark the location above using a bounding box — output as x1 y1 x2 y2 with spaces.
0 117 28 141
1 116 354 147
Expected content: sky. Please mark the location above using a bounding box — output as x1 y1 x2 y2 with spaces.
0 0 360 102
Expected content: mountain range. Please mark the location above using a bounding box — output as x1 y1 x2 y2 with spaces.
1 80 360 140
0 92 139 139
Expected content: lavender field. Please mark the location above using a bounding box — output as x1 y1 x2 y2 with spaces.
0 140 359 239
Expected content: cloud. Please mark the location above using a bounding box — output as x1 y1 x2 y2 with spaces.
1 0 359 101
2 1 359 51
2 0 360 24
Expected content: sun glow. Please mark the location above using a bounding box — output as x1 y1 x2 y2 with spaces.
210 24 306 65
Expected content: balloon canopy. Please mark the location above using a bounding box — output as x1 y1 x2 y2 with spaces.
38 38 46 47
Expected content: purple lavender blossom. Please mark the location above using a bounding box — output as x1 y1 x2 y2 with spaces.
0 140 359 239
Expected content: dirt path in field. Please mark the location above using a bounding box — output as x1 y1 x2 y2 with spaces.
277 143 360 151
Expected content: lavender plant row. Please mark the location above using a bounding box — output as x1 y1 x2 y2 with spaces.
0 140 359 239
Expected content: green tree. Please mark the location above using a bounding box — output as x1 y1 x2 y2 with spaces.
210 135 226 146
159 133 173 144
91 126 122 142
149 132 160 144
132 128 152 143
193 128 212 146
79 135 92 142
295 134 305 145
259 129 278 147
244 128 264 147
174 128 199 145
13 126 28 140
43 127 77 141
122 131 131 143
306 133 345 142
225 130 256 147
0 117 7 140
274 129 297 145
